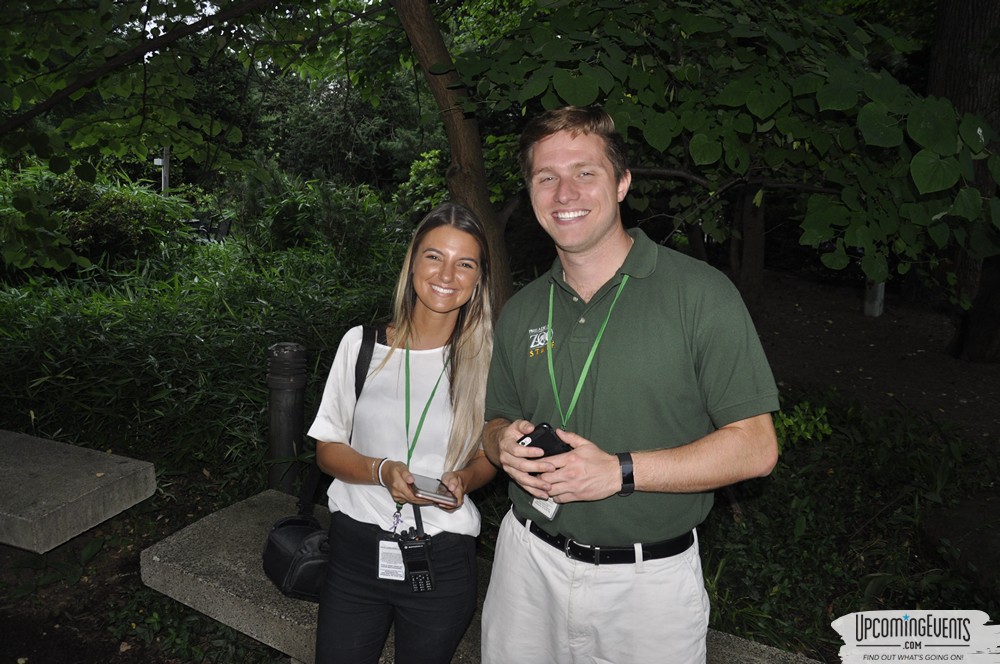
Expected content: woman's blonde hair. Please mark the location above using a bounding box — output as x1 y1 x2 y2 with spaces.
385 202 494 471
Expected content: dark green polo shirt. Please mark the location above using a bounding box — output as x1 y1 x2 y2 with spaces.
485 228 779 545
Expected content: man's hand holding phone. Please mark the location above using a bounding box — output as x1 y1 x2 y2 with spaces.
489 421 568 499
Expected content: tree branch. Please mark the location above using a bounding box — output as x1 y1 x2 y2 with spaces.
0 0 276 138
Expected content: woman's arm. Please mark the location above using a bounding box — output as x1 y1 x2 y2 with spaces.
315 440 385 486
438 450 498 508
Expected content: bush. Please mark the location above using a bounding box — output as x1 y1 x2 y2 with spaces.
231 165 405 257
0 163 195 272
58 184 191 262
0 238 404 493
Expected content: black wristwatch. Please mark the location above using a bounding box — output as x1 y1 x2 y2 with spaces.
616 452 635 497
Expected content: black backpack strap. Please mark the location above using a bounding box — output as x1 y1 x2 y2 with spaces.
299 324 383 515
356 324 377 400
296 462 325 515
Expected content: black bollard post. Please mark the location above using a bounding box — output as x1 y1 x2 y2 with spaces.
266 342 307 494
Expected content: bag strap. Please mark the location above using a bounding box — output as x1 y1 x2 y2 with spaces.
297 324 381 515
355 324 377 400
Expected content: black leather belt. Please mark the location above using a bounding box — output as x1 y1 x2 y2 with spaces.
513 509 693 565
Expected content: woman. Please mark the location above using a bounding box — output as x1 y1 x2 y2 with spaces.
307 202 497 664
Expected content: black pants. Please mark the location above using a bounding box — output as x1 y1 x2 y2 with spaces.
315 511 478 664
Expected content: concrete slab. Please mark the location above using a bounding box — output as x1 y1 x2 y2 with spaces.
707 629 820 663
0 430 157 553
141 489 323 663
142 489 820 664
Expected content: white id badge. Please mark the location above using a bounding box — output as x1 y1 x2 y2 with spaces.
377 539 406 581
531 496 559 520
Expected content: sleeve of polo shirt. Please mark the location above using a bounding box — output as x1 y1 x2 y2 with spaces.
484 311 522 423
694 280 779 428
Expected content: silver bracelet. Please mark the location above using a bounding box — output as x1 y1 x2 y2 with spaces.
376 457 391 487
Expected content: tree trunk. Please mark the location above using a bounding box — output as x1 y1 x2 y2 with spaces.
927 0 1000 362
684 223 708 262
391 0 512 308
730 187 766 307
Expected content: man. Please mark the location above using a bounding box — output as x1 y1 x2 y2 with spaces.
480 105 780 664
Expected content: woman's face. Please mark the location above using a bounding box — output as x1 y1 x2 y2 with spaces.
410 225 482 320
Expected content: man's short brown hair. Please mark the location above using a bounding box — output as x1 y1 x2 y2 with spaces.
518 106 629 187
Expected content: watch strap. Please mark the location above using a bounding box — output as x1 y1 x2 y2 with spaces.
616 452 634 496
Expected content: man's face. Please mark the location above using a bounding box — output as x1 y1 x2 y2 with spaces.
527 130 631 257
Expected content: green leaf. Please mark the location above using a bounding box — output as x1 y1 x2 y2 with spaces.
857 102 902 148
959 114 991 153
676 12 725 36
643 114 677 152
12 193 35 213
860 252 888 283
950 187 982 221
519 70 551 103
580 62 615 94
716 78 754 108
791 73 824 97
746 83 790 120
906 97 959 155
821 245 851 270
541 37 574 61
732 113 754 135
74 162 97 183
900 202 932 227
765 26 799 53
840 186 862 212
800 196 847 246
910 150 960 195
988 154 1000 187
991 197 1000 231
817 81 857 112
428 61 453 75
49 154 71 174
862 72 910 113
552 69 599 107
689 133 721 166
927 221 950 248
724 135 750 174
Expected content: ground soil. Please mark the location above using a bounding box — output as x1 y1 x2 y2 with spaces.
1 269 997 664
751 270 1000 444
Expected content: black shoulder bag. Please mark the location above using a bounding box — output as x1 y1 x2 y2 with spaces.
262 325 380 602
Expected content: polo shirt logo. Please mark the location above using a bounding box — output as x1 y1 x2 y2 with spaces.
527 325 552 358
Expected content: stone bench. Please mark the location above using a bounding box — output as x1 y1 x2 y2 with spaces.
140 488 820 664
0 430 157 553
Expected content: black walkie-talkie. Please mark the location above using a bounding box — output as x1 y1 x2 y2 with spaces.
399 506 435 593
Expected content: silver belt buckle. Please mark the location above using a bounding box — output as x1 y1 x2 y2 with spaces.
564 537 602 565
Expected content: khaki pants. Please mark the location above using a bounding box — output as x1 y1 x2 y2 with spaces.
481 510 709 664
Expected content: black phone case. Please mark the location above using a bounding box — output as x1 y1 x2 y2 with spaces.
517 423 571 457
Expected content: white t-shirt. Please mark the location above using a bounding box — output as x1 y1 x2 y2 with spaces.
307 325 482 537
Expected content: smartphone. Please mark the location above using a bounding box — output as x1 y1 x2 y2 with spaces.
409 473 458 507
517 422 572 457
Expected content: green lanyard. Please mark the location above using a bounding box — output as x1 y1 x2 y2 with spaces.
546 274 629 429
404 343 448 467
